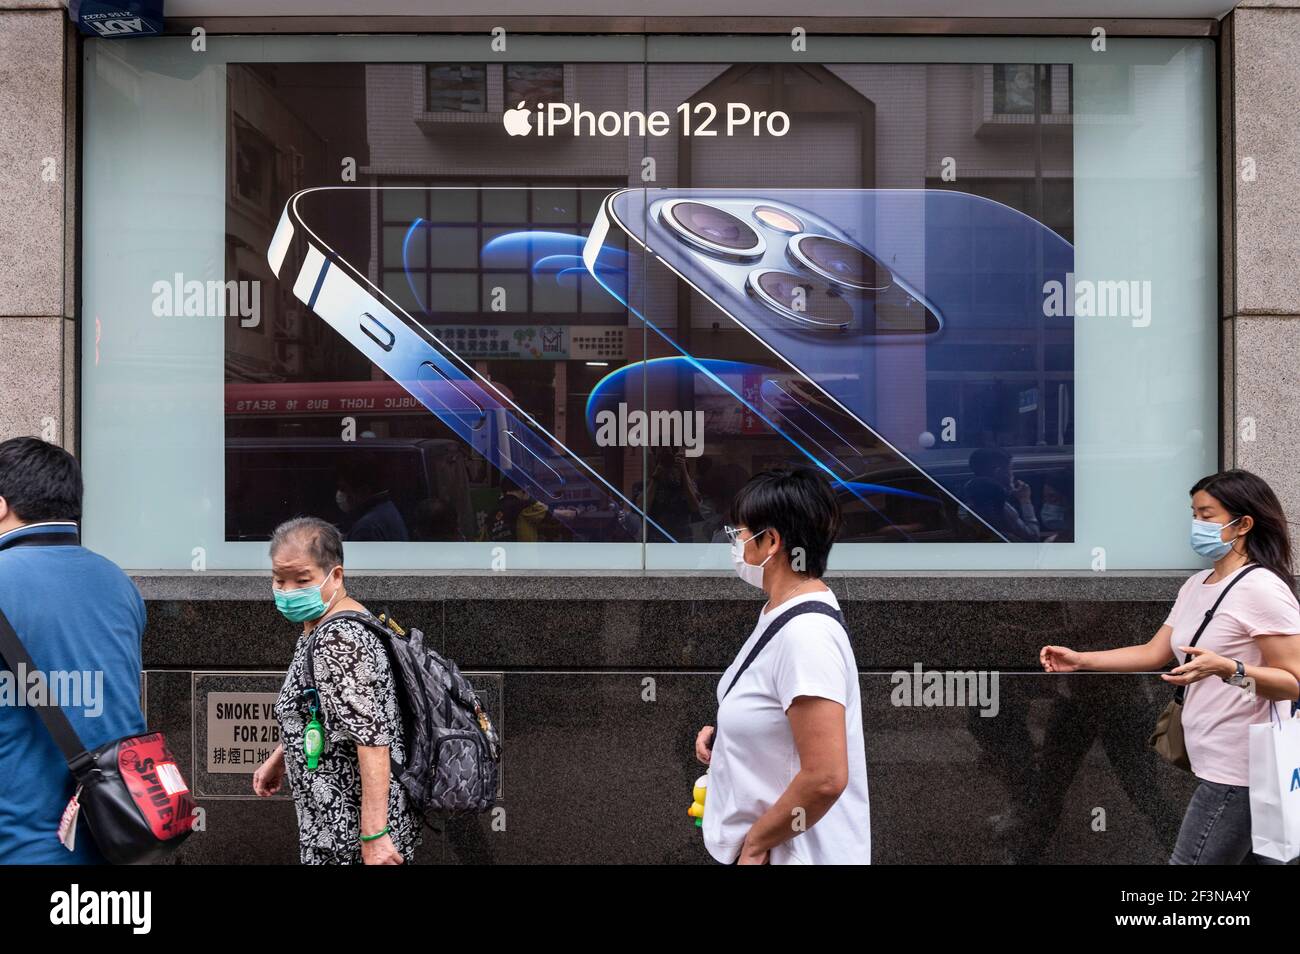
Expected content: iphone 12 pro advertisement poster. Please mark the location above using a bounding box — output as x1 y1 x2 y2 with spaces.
223 61 1074 545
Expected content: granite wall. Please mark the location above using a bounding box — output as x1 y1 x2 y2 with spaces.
138 572 1199 864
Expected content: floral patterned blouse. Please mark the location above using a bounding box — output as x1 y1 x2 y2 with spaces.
274 612 421 864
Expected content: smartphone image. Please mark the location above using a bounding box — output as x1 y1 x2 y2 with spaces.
585 188 1075 543
266 186 672 543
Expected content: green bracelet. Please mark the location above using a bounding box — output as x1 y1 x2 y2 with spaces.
360 825 390 843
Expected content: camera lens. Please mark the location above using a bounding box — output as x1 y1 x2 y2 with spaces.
747 270 854 329
753 205 804 234
661 201 764 258
788 234 891 291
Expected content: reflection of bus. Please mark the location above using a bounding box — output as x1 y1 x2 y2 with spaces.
225 437 475 542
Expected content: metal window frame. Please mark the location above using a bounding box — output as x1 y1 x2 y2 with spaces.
161 16 1219 37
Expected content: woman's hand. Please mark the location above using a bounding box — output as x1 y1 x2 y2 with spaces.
1040 645 1084 673
694 725 714 765
361 832 404 865
1012 479 1034 506
252 748 285 796
737 834 769 865
1164 646 1234 686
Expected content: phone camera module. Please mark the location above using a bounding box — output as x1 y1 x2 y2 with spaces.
788 234 892 292
753 205 804 234
747 269 854 329
661 200 765 259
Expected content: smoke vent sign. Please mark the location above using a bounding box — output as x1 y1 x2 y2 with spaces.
207 692 281 774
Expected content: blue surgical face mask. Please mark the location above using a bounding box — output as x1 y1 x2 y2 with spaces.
273 567 340 623
1190 517 1241 560
1040 503 1066 529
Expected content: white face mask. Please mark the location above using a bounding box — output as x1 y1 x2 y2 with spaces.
730 528 774 589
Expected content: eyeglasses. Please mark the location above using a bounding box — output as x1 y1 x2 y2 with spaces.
723 525 767 545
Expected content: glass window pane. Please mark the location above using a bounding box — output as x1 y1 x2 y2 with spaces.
532 189 578 224
429 273 478 313
429 226 479 268
506 64 563 108
381 188 427 224
483 185 528 223
993 63 1050 115
533 272 577 312
382 270 423 316
426 64 486 112
76 37 1218 571
481 226 528 268
383 226 414 269
481 274 528 313
428 189 477 223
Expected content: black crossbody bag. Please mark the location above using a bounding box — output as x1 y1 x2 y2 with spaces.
1149 564 1263 772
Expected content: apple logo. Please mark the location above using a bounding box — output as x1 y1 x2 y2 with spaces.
502 101 532 137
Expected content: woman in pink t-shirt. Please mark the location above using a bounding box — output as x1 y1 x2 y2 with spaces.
1040 470 1300 864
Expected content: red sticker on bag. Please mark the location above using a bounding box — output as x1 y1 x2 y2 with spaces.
118 733 196 840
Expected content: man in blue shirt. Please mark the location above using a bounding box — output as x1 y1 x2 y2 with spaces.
0 437 147 863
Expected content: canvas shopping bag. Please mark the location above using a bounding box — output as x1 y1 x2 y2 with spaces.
1248 701 1300 863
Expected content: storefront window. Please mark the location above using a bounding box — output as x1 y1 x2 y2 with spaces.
81 34 1216 571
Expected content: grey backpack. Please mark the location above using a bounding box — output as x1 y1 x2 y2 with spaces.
303 609 501 815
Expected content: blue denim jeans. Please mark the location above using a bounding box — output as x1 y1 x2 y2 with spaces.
1169 778 1292 865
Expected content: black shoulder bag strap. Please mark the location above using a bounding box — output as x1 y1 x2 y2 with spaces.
722 601 846 700
708 600 845 756
1173 563 1262 705
0 607 95 776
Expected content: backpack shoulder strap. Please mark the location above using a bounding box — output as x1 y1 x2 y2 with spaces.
722 600 844 700
0 607 94 775
302 610 390 692
300 610 414 777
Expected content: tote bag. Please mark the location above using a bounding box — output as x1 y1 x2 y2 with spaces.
1248 700 1300 863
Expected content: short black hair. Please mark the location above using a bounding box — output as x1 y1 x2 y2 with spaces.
0 437 83 523
337 452 381 495
728 467 841 578
969 447 1012 479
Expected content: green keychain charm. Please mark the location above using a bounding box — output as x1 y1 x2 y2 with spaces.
303 688 324 772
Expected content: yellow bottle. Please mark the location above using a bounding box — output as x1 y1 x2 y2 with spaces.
687 774 708 828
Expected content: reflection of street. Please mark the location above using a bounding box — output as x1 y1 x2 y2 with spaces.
646 448 701 543
224 436 475 542
438 674 718 865
967 606 1183 863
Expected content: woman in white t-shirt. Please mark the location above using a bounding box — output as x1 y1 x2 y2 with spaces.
1040 470 1300 864
693 467 871 865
